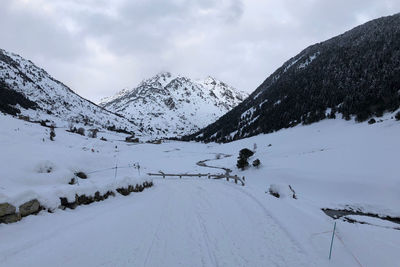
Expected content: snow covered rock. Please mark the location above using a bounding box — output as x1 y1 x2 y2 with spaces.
268 184 296 199
0 213 21 224
0 203 16 217
99 72 248 138
19 199 41 217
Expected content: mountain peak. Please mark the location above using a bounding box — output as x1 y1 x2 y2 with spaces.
100 73 249 137
0 48 137 133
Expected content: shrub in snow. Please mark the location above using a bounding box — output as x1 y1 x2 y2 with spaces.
237 157 249 170
88 129 98 138
368 118 376 124
100 137 107 141
237 148 255 170
77 127 85 136
268 184 296 199
125 135 139 143
252 159 261 168
239 148 254 159
49 126 56 141
36 161 55 173
75 171 88 179
395 111 400 121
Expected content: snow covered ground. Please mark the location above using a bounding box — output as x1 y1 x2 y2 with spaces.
0 112 399 266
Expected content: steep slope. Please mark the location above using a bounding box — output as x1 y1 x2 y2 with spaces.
100 72 248 137
185 13 400 143
0 48 137 132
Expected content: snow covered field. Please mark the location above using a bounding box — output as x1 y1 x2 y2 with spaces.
0 113 399 266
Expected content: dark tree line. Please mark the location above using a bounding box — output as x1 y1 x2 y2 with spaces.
184 13 400 143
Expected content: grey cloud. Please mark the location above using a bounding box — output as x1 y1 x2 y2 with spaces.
0 0 399 102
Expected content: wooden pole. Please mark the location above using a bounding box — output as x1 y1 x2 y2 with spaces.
329 221 336 260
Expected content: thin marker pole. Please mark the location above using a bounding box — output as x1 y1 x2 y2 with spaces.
329 221 336 260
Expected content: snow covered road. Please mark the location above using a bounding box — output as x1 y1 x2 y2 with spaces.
0 179 316 267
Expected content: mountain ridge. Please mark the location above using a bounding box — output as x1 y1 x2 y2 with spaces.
184 13 400 143
0 48 137 133
100 72 248 138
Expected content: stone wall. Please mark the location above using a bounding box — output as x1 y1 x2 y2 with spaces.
0 181 153 224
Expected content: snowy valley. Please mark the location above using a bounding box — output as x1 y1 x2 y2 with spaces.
0 111 399 266
1 10 400 267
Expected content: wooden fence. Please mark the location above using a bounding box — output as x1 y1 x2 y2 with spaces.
147 171 245 186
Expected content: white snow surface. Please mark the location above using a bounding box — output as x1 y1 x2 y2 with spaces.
0 112 399 266
99 72 248 138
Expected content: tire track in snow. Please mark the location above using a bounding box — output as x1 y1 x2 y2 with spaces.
143 188 173 267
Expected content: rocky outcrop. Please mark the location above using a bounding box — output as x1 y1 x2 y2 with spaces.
0 213 21 224
0 202 16 217
19 199 41 217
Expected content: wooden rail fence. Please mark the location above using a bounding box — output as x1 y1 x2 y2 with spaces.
147 172 245 186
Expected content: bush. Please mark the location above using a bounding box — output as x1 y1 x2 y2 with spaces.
77 127 85 136
368 118 376 124
75 172 88 179
88 129 98 138
252 159 261 167
50 126 56 141
239 148 254 159
236 157 249 170
396 111 400 121
237 148 254 170
100 137 107 141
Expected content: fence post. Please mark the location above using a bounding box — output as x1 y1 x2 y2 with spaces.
114 163 118 180
329 221 336 260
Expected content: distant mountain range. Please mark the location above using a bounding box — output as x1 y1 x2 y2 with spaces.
184 13 400 143
0 48 136 133
99 72 248 137
0 49 246 138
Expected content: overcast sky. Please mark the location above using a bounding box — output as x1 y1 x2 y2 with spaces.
0 0 399 102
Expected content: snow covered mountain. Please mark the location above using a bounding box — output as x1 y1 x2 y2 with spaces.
0 48 137 133
185 13 400 143
99 72 248 137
